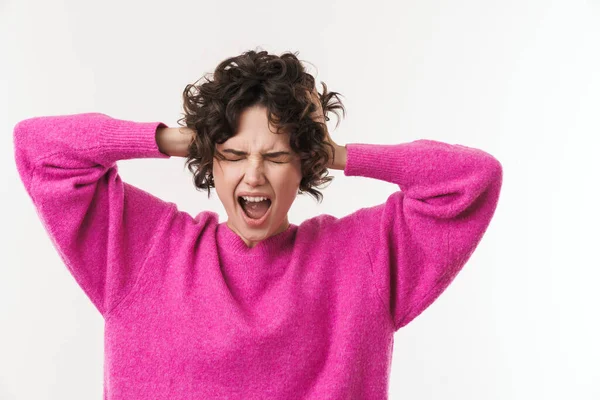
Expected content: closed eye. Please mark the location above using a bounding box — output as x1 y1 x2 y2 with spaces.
227 158 285 164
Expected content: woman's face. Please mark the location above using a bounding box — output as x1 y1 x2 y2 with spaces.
213 104 302 248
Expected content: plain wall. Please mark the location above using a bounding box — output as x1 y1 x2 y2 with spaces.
1 0 599 399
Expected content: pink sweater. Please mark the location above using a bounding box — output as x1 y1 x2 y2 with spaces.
13 112 502 399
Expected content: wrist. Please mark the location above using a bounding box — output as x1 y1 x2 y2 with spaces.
330 144 347 170
156 126 194 157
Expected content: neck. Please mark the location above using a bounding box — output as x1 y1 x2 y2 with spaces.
227 217 290 249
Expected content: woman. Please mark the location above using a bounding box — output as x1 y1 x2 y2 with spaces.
13 49 503 399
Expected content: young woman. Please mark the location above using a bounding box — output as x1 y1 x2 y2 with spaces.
13 49 503 399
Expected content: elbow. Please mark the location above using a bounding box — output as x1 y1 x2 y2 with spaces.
446 156 503 220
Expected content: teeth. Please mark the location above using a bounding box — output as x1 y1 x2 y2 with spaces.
241 196 269 202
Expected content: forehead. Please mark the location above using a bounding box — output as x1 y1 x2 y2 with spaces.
221 105 289 149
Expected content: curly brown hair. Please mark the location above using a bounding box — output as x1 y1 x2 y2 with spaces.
176 49 346 203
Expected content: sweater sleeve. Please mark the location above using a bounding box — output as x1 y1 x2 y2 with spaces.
343 140 503 331
13 112 175 319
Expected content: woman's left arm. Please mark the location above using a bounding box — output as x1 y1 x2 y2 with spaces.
343 140 503 331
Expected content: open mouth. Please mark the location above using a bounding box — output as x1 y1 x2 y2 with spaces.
237 196 273 221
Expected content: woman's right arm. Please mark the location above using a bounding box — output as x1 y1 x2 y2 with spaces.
13 112 179 319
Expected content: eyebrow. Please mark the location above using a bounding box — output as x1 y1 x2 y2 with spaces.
221 149 292 157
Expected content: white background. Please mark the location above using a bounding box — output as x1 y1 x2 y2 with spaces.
1 0 599 399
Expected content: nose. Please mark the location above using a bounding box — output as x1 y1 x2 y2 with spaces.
242 157 266 187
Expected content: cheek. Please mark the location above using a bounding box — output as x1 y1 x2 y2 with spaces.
212 165 236 206
274 169 302 202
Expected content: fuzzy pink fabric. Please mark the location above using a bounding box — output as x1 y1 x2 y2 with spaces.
13 112 502 399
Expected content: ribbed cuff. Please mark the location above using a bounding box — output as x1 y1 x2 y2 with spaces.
343 142 408 186
98 117 171 161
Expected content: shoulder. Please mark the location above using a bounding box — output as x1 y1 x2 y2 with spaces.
162 206 220 236
296 211 363 245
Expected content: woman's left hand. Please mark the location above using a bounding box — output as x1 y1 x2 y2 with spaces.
308 87 346 170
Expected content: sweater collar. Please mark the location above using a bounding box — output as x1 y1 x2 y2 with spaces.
217 221 297 257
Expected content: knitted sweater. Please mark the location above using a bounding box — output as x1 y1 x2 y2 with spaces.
13 112 502 399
